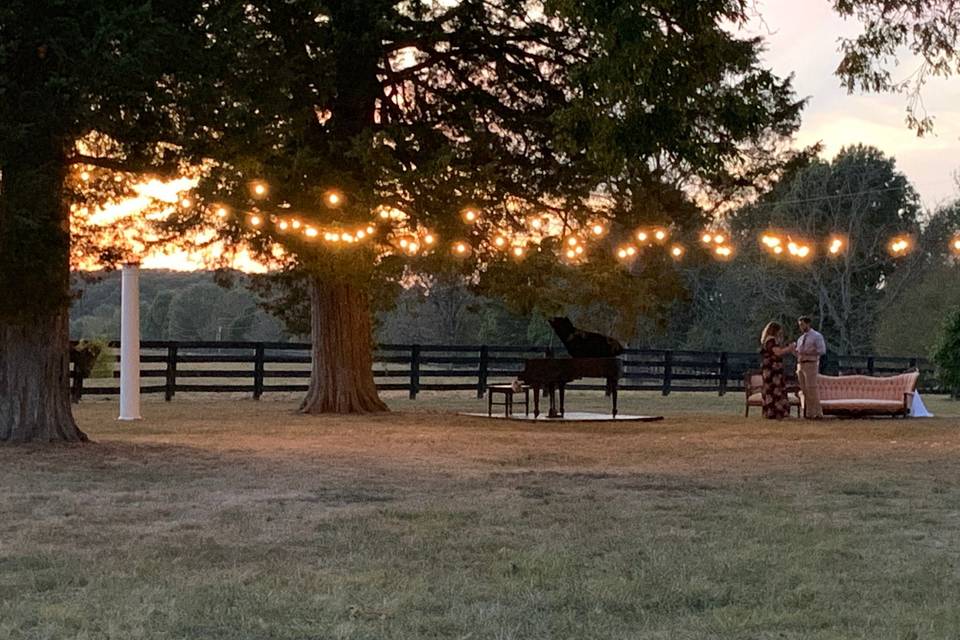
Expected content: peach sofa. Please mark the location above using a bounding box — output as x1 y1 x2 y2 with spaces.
816 371 919 417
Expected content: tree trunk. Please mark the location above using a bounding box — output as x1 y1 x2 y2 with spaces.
300 277 388 414
0 309 87 442
0 126 85 443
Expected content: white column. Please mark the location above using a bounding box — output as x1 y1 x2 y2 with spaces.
118 262 142 420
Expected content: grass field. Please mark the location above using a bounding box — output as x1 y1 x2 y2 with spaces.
2 392 960 639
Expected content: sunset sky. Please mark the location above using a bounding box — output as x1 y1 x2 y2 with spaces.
746 0 960 208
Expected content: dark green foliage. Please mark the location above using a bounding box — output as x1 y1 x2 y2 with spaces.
932 308 960 396
167 0 801 329
70 271 285 342
0 1 203 321
875 262 960 357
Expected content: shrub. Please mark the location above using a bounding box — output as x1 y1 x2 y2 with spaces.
932 308 960 398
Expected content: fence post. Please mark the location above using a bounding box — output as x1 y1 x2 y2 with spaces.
409 344 421 400
253 343 265 400
164 344 178 402
477 345 489 398
718 352 729 396
662 351 673 396
866 356 875 376
70 366 84 404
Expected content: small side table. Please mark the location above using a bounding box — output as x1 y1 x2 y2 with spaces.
487 384 530 417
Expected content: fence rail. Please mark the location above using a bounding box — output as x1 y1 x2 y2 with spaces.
68 340 946 401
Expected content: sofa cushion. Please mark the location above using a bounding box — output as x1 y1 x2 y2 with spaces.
817 372 918 402
821 399 905 412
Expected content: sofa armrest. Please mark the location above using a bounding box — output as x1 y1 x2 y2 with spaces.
903 391 914 410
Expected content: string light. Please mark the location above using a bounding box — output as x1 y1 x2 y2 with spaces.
760 233 782 249
636 230 648 243
215 206 229 218
493 235 507 248
453 241 470 256
324 190 343 207
511 246 526 258
714 245 734 260
291 219 302 230
278 220 289 231
249 215 262 227
703 231 726 246
180 198 193 209
591 223 606 237
305 227 318 238
80 171 91 182
250 181 268 198
462 209 478 224
888 236 912 256
670 244 685 260
951 234 960 255
828 236 846 256
786 240 813 259
653 228 668 243
424 233 436 245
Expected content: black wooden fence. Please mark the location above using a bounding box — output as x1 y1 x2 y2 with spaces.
69 341 945 401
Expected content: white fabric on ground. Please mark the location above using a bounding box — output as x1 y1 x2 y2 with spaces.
911 392 934 418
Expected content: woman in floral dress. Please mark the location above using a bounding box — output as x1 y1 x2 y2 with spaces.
760 322 795 420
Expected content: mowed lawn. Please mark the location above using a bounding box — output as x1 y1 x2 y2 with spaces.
2 393 960 639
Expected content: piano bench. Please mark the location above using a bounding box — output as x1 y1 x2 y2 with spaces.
487 384 530 417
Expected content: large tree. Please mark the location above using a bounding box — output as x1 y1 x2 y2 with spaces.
714 145 922 354
169 0 801 413
0 2 200 441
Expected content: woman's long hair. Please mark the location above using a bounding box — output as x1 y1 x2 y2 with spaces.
760 321 783 345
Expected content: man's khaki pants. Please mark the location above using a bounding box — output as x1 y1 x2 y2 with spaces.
797 360 822 419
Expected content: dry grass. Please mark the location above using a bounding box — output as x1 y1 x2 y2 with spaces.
2 393 960 639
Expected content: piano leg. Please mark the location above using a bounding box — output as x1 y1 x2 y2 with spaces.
559 384 566 417
547 384 561 418
533 386 541 418
612 385 618 418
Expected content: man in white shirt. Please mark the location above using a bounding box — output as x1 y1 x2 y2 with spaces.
796 315 827 419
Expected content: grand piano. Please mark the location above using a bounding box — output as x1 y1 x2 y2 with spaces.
519 357 622 418
518 317 624 418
